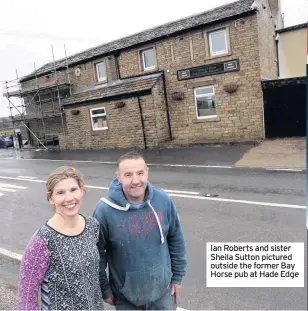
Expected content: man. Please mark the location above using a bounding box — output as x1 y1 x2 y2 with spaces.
93 151 186 310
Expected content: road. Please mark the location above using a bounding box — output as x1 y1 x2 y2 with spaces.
0 158 306 310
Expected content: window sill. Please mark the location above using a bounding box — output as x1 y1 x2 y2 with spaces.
91 128 108 135
96 80 107 85
142 67 158 73
193 116 220 123
205 52 232 61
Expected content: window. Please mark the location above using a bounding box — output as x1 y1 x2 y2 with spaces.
140 48 156 71
90 107 108 130
194 86 216 119
208 29 228 56
96 62 106 82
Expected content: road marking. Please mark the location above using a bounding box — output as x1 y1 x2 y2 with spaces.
0 193 3 197
0 176 198 195
0 247 22 261
1 158 306 172
0 187 16 192
86 185 109 190
1 158 233 169
0 176 44 183
0 175 304 209
0 183 27 189
160 189 199 195
17 176 37 179
266 168 304 172
148 163 233 169
168 193 305 209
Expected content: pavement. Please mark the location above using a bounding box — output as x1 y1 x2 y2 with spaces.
0 157 306 310
0 137 306 171
235 138 306 170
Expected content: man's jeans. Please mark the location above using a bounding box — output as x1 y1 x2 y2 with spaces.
114 289 177 310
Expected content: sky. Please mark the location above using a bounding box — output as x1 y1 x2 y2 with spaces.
0 0 307 117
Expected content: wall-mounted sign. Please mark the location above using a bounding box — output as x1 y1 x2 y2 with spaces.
177 59 240 81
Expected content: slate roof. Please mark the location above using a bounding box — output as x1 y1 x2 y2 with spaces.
20 0 255 82
276 23 307 33
63 72 162 106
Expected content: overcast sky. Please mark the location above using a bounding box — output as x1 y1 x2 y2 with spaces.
0 0 307 117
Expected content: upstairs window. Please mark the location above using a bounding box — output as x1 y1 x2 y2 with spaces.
96 62 106 82
208 29 228 56
140 48 156 71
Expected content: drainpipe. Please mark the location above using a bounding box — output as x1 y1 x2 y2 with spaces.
137 96 147 149
161 71 173 141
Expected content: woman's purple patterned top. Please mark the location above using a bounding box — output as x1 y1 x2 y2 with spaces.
18 215 104 310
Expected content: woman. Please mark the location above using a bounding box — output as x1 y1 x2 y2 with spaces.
18 166 104 310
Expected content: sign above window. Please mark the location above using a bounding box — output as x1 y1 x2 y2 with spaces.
177 59 240 81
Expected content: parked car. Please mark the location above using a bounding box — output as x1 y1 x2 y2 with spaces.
4 136 13 147
0 137 7 148
0 136 13 148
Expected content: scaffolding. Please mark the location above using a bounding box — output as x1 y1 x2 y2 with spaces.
2 45 72 150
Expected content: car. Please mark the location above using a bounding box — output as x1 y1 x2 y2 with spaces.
0 137 7 148
4 136 14 147
0 136 14 148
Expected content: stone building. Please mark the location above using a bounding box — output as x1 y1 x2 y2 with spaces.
9 0 282 149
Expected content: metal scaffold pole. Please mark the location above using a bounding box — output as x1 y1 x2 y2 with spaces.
51 45 65 134
33 62 46 141
5 81 18 150
16 69 30 147
64 44 72 96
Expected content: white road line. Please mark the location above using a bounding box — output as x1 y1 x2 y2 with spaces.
2 158 233 169
1 158 305 172
147 163 233 169
266 168 304 172
0 176 198 195
169 193 305 209
162 189 199 195
17 176 37 179
0 176 44 183
0 175 303 209
0 247 22 261
86 185 109 190
0 183 27 189
0 187 16 192
0 193 3 197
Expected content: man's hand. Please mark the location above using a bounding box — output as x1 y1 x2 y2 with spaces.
104 296 114 306
170 283 182 302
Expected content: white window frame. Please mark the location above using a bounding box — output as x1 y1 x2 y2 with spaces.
208 29 228 56
194 86 217 120
140 48 156 71
95 62 107 82
90 107 108 131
